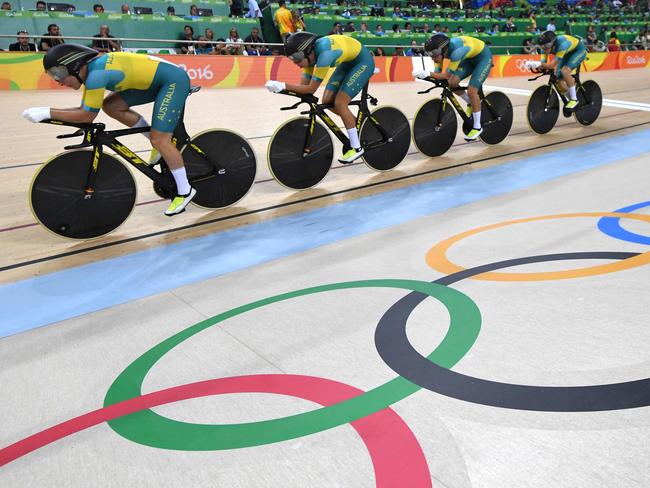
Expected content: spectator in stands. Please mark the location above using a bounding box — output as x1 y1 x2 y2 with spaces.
392 6 407 18
92 25 121 52
406 40 423 56
394 46 406 56
456 26 464 33
441 26 449 34
422 24 430 34
612 0 623 8
403 22 412 33
503 15 517 32
195 36 212 54
178 25 197 54
528 11 537 32
209 38 228 55
35 0 46 10
433 24 441 33
392 23 401 33
344 21 356 32
374 24 385 36
489 23 500 34
246 0 262 18
374 46 385 56
1 1 11 9
607 31 621 50
189 4 199 16
228 0 243 18
546 17 556 32
204 28 217 49
244 27 269 54
274 0 294 40
328 22 343 35
522 37 537 54
557 0 568 13
9 30 37 51
120 4 129 14
359 22 369 33
93 4 104 13
40 24 64 51
292 9 306 31
225 27 243 54
632 28 649 50
166 6 175 15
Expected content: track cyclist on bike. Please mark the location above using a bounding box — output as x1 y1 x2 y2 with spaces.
265 31 375 164
412 33 492 141
22 44 196 216
526 31 586 112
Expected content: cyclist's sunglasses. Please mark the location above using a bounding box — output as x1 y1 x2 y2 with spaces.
288 51 306 63
46 65 69 82
426 47 443 57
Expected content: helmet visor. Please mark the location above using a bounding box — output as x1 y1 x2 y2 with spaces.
46 65 69 82
287 51 306 63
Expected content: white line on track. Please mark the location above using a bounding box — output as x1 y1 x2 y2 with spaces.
485 84 650 112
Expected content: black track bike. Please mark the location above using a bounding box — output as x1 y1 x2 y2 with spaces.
412 77 513 157
526 66 602 134
30 88 256 239
267 83 411 190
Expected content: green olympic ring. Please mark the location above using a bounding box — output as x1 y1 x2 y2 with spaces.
104 279 480 450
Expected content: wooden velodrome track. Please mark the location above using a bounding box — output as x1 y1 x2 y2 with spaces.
1 69 649 284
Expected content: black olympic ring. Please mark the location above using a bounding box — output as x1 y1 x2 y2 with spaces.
376 252 650 412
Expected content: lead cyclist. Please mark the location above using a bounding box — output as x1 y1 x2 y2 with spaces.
22 44 196 216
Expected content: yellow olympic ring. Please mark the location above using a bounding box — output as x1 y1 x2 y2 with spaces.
426 212 650 281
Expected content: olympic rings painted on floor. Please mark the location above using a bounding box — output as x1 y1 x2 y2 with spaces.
0 374 433 487
598 201 650 245
104 279 480 450
377 251 650 412
426 212 650 281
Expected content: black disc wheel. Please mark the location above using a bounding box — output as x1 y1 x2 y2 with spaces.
268 117 333 190
360 106 411 171
181 129 256 208
413 98 457 157
477 91 513 144
30 150 136 239
527 85 560 134
574 80 602 126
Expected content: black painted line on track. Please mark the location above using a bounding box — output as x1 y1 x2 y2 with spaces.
2 119 649 274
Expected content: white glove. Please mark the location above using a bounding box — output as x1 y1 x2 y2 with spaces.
22 106 51 123
412 69 430 80
524 60 542 71
265 80 286 93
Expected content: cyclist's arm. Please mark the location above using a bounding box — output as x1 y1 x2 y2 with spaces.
540 52 558 70
49 107 98 123
286 50 338 94
285 77 321 94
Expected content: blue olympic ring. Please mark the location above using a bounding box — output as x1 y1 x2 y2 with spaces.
598 201 650 245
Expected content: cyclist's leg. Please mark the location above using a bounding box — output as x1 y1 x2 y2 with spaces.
449 62 472 114
465 48 492 139
561 45 586 108
336 49 375 162
148 62 193 214
106 90 159 161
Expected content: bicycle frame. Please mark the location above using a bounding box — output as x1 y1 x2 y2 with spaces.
417 78 499 126
528 65 592 108
42 109 213 199
279 83 392 156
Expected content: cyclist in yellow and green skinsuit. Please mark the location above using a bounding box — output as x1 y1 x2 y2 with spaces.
265 32 375 164
22 44 195 216
412 34 493 142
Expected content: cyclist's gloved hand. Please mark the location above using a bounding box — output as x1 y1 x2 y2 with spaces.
525 61 542 71
412 69 430 80
22 107 51 123
265 80 286 93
